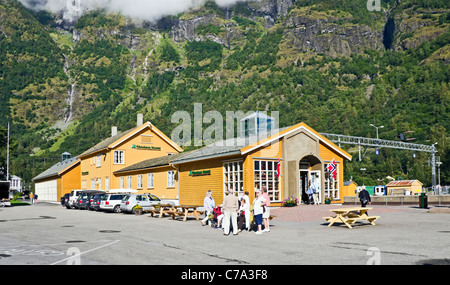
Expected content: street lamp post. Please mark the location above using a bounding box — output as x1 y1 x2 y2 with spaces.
360 168 367 186
370 124 384 140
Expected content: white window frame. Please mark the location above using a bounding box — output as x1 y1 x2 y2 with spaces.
105 177 109 191
114 150 125 164
324 162 339 200
120 177 125 189
96 155 101 167
223 161 244 197
254 160 281 202
91 179 95 190
148 173 154 189
137 175 143 189
167 171 175 188
127 176 132 189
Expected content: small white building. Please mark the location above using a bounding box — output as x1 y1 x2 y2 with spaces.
10 175 22 192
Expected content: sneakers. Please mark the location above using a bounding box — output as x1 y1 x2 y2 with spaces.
263 228 270 232
255 231 263 235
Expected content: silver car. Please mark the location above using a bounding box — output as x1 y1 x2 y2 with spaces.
100 194 128 213
120 194 174 214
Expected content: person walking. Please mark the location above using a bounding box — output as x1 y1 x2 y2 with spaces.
358 186 371 215
261 187 271 232
201 190 215 226
29 192 34 205
222 189 239 236
306 181 314 204
253 189 266 235
312 179 320 205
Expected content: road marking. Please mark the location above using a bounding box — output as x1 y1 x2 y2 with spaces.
50 240 120 265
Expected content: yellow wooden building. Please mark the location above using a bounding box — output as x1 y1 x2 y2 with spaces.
77 118 183 193
34 117 352 206
342 181 358 197
386 180 423 195
32 157 81 201
172 122 352 206
113 152 188 202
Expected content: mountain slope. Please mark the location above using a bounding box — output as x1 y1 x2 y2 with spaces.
1 0 448 187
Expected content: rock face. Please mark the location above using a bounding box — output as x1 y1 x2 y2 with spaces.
393 7 449 51
169 14 218 43
249 0 296 18
283 8 384 57
168 0 296 46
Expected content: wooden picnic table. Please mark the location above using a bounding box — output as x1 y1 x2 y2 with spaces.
146 204 177 218
168 205 203 222
147 204 203 221
323 207 379 229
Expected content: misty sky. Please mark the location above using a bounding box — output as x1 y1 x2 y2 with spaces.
19 0 257 22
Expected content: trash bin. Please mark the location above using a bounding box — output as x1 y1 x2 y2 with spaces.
419 193 428 209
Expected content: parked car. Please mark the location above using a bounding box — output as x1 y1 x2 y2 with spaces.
76 190 105 210
61 193 70 207
120 193 174 214
100 193 128 213
75 193 89 209
89 193 106 211
68 190 86 209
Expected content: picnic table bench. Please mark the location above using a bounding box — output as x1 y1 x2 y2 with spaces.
323 207 379 229
147 204 203 222
146 204 176 218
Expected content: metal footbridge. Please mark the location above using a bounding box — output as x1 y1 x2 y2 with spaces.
319 133 439 187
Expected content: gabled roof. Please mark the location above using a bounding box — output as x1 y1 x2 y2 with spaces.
171 127 290 164
32 157 80 182
240 122 352 160
386 180 423 187
114 152 190 174
172 122 352 165
78 122 182 158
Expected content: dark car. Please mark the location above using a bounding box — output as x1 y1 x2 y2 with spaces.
89 193 106 211
75 190 105 210
61 193 70 207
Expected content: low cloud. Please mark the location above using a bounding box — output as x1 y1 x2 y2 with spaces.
19 0 257 22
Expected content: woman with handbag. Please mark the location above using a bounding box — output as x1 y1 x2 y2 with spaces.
253 189 266 235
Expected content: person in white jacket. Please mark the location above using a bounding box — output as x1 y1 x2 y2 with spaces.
242 191 250 231
201 190 215 226
253 189 266 235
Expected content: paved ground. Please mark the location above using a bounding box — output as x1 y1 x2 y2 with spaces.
1 202 450 266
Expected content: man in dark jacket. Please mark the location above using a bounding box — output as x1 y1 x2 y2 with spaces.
358 187 371 215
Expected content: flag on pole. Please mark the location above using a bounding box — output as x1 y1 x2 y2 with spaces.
276 158 281 178
327 159 337 180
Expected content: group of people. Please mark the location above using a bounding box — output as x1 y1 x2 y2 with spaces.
29 193 38 204
201 188 271 235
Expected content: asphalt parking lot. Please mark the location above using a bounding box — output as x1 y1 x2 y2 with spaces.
1 202 450 266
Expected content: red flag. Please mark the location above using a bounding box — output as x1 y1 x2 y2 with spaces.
327 159 337 180
276 158 281 178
